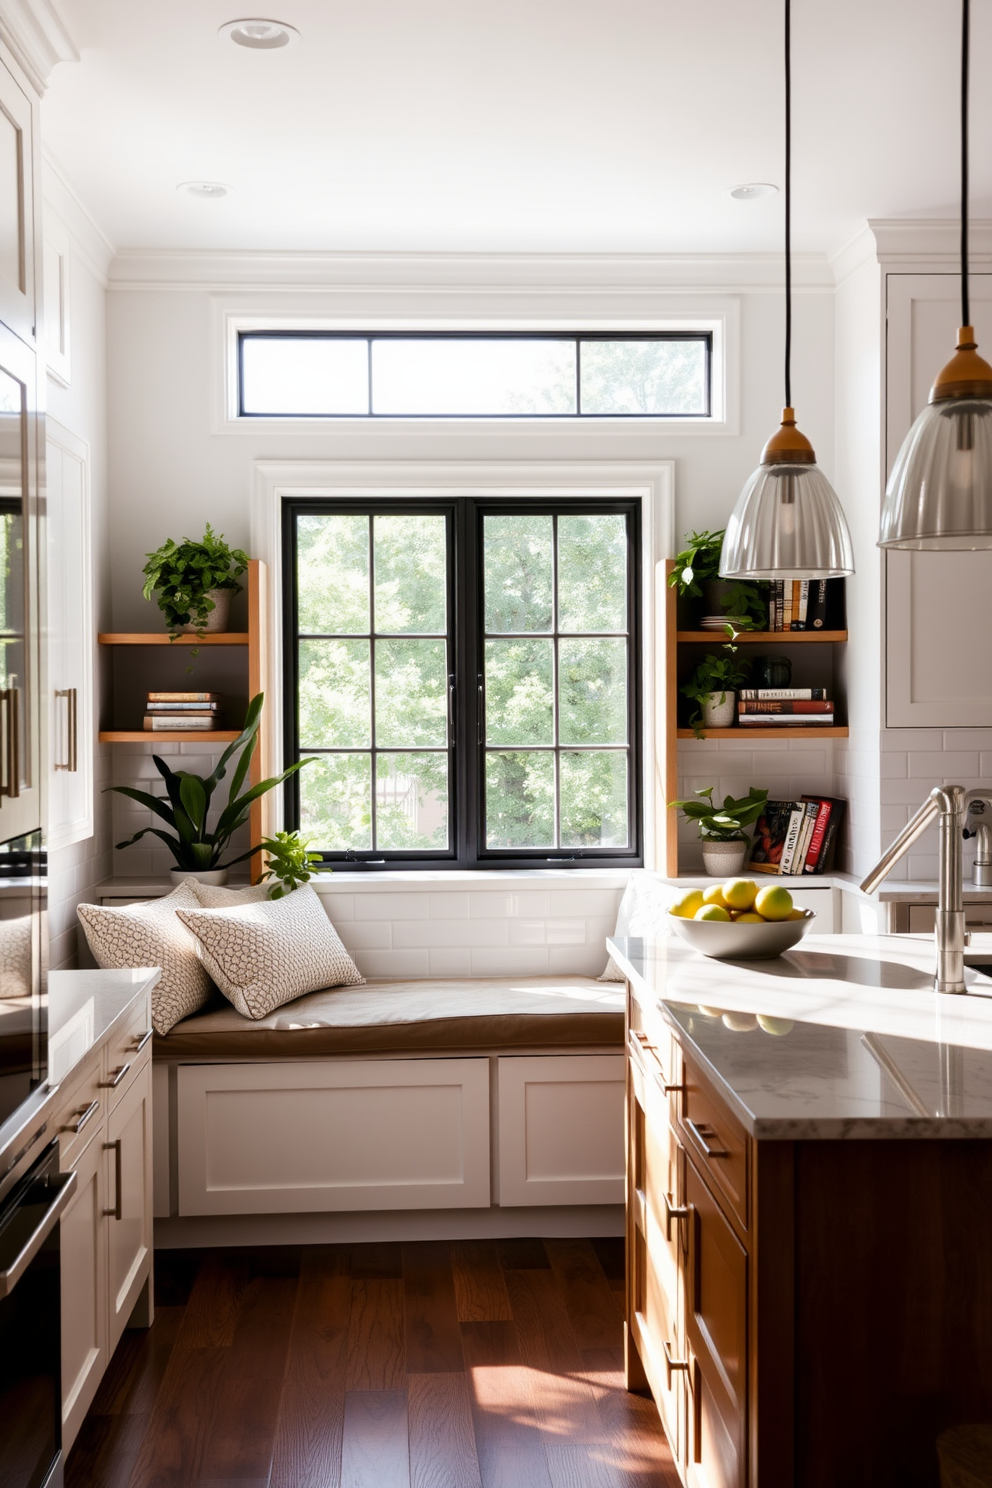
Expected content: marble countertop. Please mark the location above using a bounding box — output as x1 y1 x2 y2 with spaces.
609 932 992 1140
48 967 160 1087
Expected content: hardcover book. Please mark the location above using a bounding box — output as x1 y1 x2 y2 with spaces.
737 699 834 714
801 796 847 874
738 689 828 701
147 691 220 702
749 800 802 874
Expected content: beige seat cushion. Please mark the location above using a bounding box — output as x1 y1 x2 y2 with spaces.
155 975 624 1057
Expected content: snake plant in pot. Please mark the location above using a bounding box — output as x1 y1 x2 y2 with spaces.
108 693 311 884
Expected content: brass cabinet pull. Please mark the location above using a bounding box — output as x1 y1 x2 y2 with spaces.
663 1189 689 1241
133 1029 153 1054
54 687 77 772
686 1118 727 1159
664 1339 690 1384
99 1062 131 1090
103 1138 122 1220
60 1099 98 1135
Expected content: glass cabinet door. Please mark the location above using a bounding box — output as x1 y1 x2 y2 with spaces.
0 323 40 842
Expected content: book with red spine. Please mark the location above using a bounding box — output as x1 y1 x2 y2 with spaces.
792 799 821 873
801 796 847 874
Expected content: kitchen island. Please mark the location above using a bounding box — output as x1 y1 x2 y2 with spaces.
611 931 992 1488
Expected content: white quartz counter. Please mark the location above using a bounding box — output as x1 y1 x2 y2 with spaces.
48 967 160 1087
610 931 992 1140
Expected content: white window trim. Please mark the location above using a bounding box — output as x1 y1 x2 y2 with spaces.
214 295 739 436
251 458 674 871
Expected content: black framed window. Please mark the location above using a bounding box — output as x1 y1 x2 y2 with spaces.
243 331 711 419
283 497 641 869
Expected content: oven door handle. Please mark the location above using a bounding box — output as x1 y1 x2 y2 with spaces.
0 1169 76 1299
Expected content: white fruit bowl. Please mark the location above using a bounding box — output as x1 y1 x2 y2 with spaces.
668 909 816 961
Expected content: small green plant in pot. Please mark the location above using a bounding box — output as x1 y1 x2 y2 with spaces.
669 528 768 629
668 785 769 877
681 634 751 738
142 524 249 644
107 693 310 883
257 831 332 899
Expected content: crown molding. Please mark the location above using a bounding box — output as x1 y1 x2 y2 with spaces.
0 0 77 94
869 217 992 267
107 247 836 294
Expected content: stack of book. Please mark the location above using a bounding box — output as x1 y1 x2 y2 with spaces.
766 578 834 631
749 796 847 876
143 691 220 731
738 688 835 727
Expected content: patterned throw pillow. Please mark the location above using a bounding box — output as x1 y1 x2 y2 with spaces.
188 881 271 908
176 883 364 1020
77 882 214 1036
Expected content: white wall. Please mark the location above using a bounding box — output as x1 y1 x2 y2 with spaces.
42 160 113 969
104 257 839 891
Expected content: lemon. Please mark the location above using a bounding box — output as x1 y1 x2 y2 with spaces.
695 903 730 922
754 885 793 921
723 1011 758 1032
702 883 731 910
670 889 705 919
735 911 765 923
723 877 759 911
758 1014 794 1036
787 908 807 921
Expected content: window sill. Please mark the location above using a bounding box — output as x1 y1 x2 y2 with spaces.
94 867 634 900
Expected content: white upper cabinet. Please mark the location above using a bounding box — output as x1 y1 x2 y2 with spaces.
0 57 37 345
47 420 92 847
885 274 992 727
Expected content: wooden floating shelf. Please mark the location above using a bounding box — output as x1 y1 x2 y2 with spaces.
676 630 847 644
677 726 849 740
98 633 250 646
99 731 240 743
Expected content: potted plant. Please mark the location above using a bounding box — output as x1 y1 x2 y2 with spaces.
668 785 769 877
142 524 249 642
108 693 311 884
668 528 768 629
257 831 332 899
681 632 751 737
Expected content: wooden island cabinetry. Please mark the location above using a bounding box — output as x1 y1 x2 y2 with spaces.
621 933 992 1488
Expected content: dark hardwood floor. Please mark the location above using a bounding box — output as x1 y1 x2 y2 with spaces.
65 1238 678 1488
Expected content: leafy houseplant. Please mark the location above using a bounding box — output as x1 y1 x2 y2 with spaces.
668 786 769 877
681 636 751 739
142 524 249 642
668 528 768 629
258 831 332 899
108 694 311 880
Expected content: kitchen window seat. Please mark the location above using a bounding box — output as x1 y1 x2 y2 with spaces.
152 974 626 1244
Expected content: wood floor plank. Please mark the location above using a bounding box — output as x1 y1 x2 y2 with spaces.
347 1279 405 1390
270 1248 351 1488
581 1348 681 1488
65 1412 149 1488
228 1274 298 1379
589 1237 626 1295
90 1306 184 1416
175 1252 252 1348
504 1269 606 1443
153 1249 205 1308
198 1371 283 1482
403 1242 466 1374
341 1390 410 1488
461 1322 553 1488
125 1345 230 1488
350 1242 403 1279
408 1373 483 1488
495 1238 550 1271
545 1441 626 1488
545 1240 623 1351
450 1242 512 1322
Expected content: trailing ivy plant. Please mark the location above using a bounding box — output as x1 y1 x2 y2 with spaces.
667 785 769 844
142 523 249 642
680 631 751 739
257 831 332 899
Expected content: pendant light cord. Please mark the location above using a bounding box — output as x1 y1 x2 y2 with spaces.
962 0 970 329
784 0 792 408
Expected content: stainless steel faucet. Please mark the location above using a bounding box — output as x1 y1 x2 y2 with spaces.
964 790 992 887
860 784 967 994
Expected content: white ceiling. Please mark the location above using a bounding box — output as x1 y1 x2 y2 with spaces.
39 0 992 256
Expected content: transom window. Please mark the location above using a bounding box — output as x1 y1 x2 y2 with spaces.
283 498 641 868
244 332 710 419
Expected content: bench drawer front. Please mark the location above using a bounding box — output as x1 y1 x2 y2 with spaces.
177 1058 491 1215
497 1054 625 1206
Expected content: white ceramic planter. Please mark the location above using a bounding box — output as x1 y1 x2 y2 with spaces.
170 868 229 887
700 839 749 877
181 588 232 634
701 689 736 728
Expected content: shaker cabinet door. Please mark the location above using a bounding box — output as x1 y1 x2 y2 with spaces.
885 274 992 727
105 1066 153 1355
47 421 93 847
0 59 37 344
60 1129 107 1454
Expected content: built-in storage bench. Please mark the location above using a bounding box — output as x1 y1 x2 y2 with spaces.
152 974 626 1242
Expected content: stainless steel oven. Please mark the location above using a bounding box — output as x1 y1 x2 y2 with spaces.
0 833 46 1131
0 1138 74 1488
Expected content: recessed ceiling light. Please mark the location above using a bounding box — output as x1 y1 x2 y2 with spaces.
177 181 231 199
729 182 779 201
219 18 299 49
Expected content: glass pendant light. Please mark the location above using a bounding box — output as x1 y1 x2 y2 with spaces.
720 0 854 581
879 0 992 550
